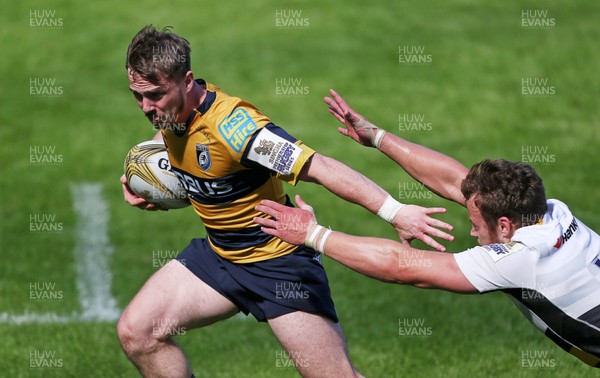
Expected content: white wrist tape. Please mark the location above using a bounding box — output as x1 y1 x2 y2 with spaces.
306 224 322 249
373 129 387 150
377 195 405 223
305 224 332 254
353 118 385 148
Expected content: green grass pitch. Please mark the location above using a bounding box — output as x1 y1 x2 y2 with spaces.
2 0 600 377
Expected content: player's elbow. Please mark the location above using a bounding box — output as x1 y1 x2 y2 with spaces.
392 264 419 286
356 242 408 284
372 243 416 286
297 153 337 185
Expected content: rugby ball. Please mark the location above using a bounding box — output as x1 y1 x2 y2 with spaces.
124 141 190 209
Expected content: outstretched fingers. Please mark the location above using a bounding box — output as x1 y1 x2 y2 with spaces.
253 216 278 229
423 208 454 232
256 200 287 216
419 234 447 253
324 97 344 118
328 89 351 113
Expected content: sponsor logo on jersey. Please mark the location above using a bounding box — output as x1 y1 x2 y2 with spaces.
218 108 258 152
172 170 233 198
482 241 525 262
273 143 296 174
554 218 578 249
195 144 211 171
254 139 275 155
483 244 510 254
247 128 302 175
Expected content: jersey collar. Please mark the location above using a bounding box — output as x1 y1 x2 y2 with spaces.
185 78 216 125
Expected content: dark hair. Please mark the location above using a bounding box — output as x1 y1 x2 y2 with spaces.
460 159 547 229
125 25 191 84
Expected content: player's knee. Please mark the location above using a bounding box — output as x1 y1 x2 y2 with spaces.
117 310 160 358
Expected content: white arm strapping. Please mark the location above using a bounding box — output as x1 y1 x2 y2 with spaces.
377 195 405 223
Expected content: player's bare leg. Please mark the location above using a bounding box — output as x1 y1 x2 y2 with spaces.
117 260 239 378
268 311 364 378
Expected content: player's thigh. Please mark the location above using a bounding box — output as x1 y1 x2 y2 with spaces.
268 311 356 377
120 259 239 338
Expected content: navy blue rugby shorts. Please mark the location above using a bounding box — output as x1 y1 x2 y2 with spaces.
176 238 338 323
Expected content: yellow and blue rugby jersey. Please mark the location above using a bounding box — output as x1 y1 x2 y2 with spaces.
162 79 316 263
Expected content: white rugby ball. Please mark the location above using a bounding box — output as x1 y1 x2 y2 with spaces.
124 141 190 209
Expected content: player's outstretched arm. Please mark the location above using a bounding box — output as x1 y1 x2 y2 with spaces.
254 196 476 293
298 153 454 252
324 89 468 206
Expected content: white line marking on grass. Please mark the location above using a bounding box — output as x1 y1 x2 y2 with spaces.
0 311 80 325
71 183 120 322
0 183 121 324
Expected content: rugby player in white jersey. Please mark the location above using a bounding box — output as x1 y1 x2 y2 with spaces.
254 89 600 368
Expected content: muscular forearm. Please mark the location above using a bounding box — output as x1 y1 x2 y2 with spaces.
323 231 432 287
378 133 468 206
322 230 476 293
324 232 403 283
300 153 390 215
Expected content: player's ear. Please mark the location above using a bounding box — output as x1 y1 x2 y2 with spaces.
184 71 195 92
497 216 517 241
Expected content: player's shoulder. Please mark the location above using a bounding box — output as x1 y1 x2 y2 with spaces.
202 82 263 124
204 81 256 112
478 241 530 263
454 241 531 265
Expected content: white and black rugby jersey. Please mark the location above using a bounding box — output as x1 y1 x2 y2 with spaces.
455 199 600 367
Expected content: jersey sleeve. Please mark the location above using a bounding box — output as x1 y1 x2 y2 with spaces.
240 123 316 186
453 242 537 293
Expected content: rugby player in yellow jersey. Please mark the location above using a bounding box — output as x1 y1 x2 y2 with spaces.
117 25 454 378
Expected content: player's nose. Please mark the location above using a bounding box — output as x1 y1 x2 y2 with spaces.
141 97 156 113
470 226 477 238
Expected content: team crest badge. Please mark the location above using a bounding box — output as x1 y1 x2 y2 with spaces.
196 144 211 171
